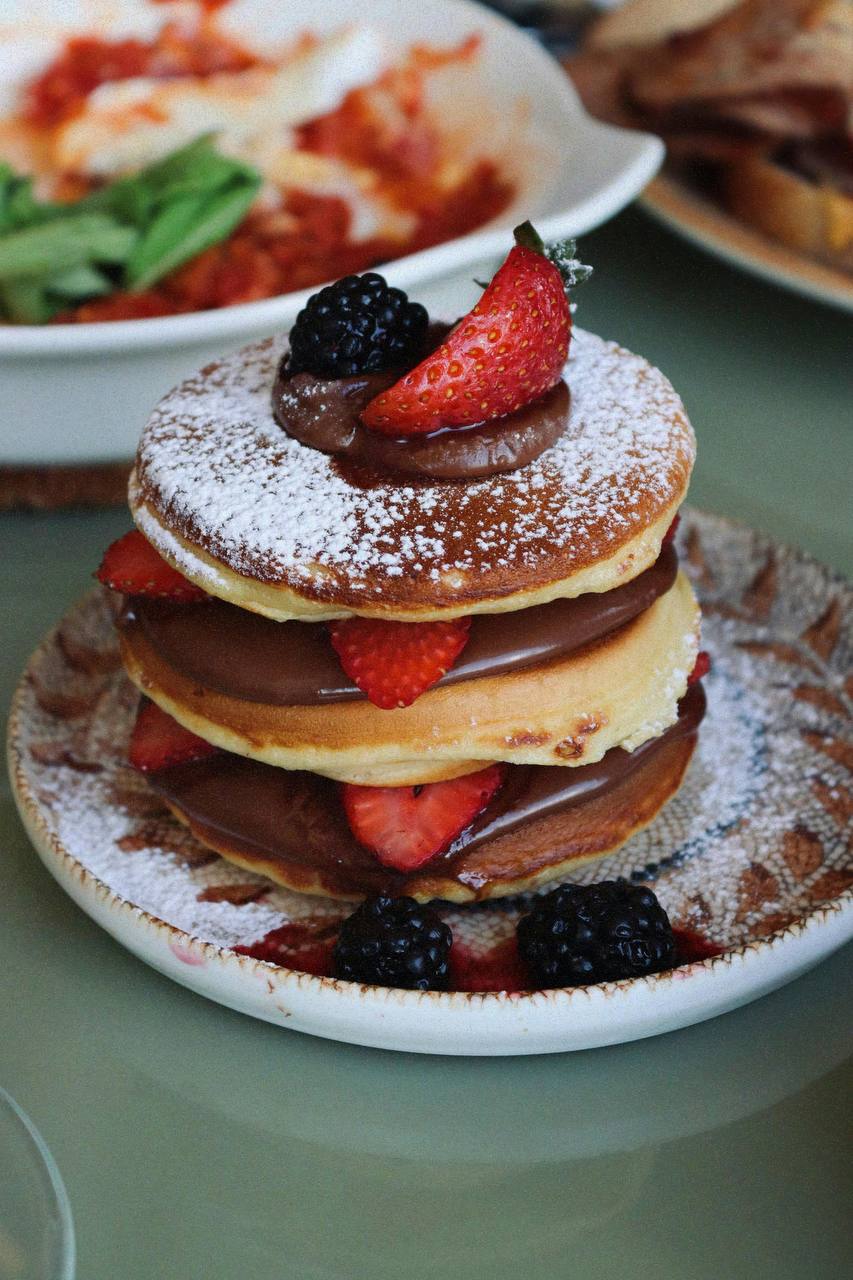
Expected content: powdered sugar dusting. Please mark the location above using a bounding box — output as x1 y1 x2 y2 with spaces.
11 513 851 965
134 329 694 607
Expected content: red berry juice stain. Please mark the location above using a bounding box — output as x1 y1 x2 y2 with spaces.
234 925 722 988
673 927 724 964
235 922 336 977
169 942 206 967
449 937 528 993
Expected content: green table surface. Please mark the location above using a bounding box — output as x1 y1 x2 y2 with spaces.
2 207 852 1280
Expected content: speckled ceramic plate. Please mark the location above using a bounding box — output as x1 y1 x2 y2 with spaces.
7 510 852 1055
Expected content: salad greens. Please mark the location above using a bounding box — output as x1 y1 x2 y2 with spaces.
0 135 262 323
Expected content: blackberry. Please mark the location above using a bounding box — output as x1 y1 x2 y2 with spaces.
332 894 452 991
287 273 429 378
517 881 676 988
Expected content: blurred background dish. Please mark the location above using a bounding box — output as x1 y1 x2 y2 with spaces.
566 0 853 307
0 0 662 470
0 1087 75 1280
641 171 853 312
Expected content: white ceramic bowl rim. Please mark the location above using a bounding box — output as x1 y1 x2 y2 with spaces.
0 0 662 358
0 210 602 357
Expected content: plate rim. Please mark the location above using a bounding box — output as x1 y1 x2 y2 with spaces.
7 509 853 1053
641 173 853 313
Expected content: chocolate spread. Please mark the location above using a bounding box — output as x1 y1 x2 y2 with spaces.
272 348 571 480
120 545 678 706
146 685 705 895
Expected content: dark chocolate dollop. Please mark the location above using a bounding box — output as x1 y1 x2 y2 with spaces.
271 321 572 480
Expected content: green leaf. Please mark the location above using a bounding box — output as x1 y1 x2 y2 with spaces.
0 213 136 280
512 220 592 292
0 136 262 317
89 222 139 266
123 192 207 287
47 263 113 300
0 277 53 324
140 134 257 196
546 238 593 289
0 169 42 234
87 175 155 227
0 165 14 233
124 177 260 289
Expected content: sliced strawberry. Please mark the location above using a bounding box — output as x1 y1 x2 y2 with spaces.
129 700 218 772
96 529 206 601
361 223 590 436
341 765 505 872
328 615 471 710
662 514 680 545
688 651 711 686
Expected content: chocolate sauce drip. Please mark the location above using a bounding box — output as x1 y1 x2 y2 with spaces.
121 545 678 707
146 685 705 894
271 326 571 481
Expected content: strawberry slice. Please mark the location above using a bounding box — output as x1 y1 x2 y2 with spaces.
96 529 206 601
341 765 505 871
361 222 590 436
662 514 680 545
129 700 218 772
328 615 471 709
688 651 711 686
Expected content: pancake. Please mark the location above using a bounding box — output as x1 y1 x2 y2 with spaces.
119 571 700 786
119 543 679 707
130 328 694 622
148 685 705 903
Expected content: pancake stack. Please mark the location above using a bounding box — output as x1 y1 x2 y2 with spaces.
99 229 706 903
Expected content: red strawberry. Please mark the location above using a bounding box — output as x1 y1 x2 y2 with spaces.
328 615 471 709
361 223 589 436
341 765 505 871
96 529 206 601
688 651 711 686
129 700 218 772
662 514 680 545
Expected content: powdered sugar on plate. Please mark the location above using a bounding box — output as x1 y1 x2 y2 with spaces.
132 329 694 607
10 512 851 966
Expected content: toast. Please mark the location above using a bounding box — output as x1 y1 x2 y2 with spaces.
566 0 853 273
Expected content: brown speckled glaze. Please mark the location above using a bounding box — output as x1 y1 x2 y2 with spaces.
9 513 851 1008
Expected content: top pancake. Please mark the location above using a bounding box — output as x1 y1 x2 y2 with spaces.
130 328 695 622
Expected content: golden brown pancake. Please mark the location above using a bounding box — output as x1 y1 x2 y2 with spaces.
130 328 694 621
120 573 700 785
116 314 705 905
150 699 702 903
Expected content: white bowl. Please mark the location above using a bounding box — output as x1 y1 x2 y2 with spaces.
0 0 662 465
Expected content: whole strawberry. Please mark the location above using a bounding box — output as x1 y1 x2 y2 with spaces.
361 222 590 436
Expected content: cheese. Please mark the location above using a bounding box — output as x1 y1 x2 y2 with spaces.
258 148 415 242
53 27 389 178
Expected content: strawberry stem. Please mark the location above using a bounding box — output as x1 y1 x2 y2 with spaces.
513 220 547 255
513 220 592 294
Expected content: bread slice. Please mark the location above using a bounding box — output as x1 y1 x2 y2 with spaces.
723 153 853 271
588 0 737 50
